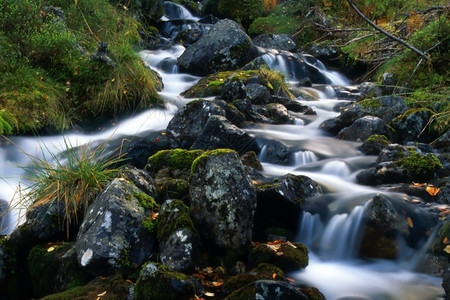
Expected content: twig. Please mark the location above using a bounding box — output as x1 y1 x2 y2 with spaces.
346 0 430 62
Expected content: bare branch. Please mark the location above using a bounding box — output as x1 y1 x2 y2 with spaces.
346 0 430 62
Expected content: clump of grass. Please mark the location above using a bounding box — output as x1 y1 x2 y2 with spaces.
20 137 124 237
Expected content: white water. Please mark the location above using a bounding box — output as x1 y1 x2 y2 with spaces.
0 3 445 299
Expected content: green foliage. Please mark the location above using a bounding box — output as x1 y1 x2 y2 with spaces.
397 149 442 179
218 0 264 28
0 0 162 134
147 149 204 175
20 138 124 237
248 0 314 37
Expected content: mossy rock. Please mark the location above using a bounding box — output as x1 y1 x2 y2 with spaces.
251 262 285 280
134 262 195 300
27 242 91 298
40 273 131 300
249 242 309 272
437 221 450 256
360 134 390 155
146 148 203 179
222 273 260 296
395 149 442 181
156 199 198 243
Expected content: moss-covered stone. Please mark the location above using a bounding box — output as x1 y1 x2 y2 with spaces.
156 199 197 243
190 148 237 175
134 262 195 300
395 149 442 180
251 262 285 280
222 273 260 296
249 242 309 272
147 148 203 178
437 221 450 255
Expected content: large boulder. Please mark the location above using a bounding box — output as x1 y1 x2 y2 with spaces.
178 19 259 76
76 178 155 276
390 108 434 144
189 149 257 253
252 34 297 52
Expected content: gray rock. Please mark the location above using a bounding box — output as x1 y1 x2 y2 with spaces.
252 34 297 52
76 178 154 276
178 19 258 76
226 280 308 300
189 150 257 252
191 115 260 155
337 115 392 142
157 199 202 273
391 109 433 144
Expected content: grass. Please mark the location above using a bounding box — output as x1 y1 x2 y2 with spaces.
17 137 125 238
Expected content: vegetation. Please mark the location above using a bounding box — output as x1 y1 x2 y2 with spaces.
0 0 162 134
20 138 124 237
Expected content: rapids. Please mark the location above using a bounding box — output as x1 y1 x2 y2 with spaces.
0 2 445 299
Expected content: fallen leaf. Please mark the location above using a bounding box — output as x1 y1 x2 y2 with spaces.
444 245 450 254
426 186 440 196
47 246 55 252
272 273 277 279
286 277 295 283
276 251 284 256
444 237 450 245
407 217 414 228
212 281 223 287
204 291 215 297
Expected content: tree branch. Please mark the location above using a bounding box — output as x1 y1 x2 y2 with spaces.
346 0 430 62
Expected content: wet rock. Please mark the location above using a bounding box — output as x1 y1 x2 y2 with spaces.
336 115 393 142
319 105 367 135
254 174 322 240
443 268 450 300
359 195 403 259
191 115 260 155
259 139 292 165
221 76 246 101
76 178 155 276
156 199 202 273
134 262 195 300
360 134 390 155
189 149 257 253
245 83 272 104
266 103 293 124
241 151 263 171
122 165 157 196
0 199 9 235
357 144 443 185
167 99 245 149
391 108 434 144
178 19 258 76
225 279 309 300
252 34 297 52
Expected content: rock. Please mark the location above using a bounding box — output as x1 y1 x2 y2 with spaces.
254 174 322 240
225 279 309 300
76 178 155 276
359 95 408 123
245 83 272 104
189 149 257 253
336 115 393 142
221 75 246 101
178 19 258 76
156 199 202 273
167 99 245 148
90 41 116 68
0 199 9 235
319 104 367 135
266 103 292 124
134 262 195 300
390 108 434 144
359 134 390 155
359 195 403 259
259 139 292 165
122 165 157 196
252 34 297 52
443 268 450 300
146 148 204 180
191 115 260 155
26 242 90 298
249 241 309 272
357 145 443 185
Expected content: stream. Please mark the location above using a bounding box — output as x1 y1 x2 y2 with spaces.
0 2 445 299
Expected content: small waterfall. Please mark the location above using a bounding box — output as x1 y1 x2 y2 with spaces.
320 160 351 178
162 1 199 21
294 150 318 166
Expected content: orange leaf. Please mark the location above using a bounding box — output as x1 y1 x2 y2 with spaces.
286 277 295 283
272 273 277 279
407 217 414 228
426 186 440 196
444 237 450 245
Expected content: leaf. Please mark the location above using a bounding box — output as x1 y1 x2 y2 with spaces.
426 186 440 196
272 273 277 279
443 237 450 245
47 246 55 252
204 292 215 297
97 291 107 297
444 245 450 254
407 217 413 228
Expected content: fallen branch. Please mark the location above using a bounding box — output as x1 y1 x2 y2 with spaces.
346 0 430 62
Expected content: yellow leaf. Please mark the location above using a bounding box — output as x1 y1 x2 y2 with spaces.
407 217 413 228
426 186 440 196
444 245 450 254
47 246 55 252
205 291 215 297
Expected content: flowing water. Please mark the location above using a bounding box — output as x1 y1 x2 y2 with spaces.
0 2 445 299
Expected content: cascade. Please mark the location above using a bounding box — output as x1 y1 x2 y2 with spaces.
0 2 444 299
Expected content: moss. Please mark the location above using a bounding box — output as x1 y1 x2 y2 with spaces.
251 263 285 280
437 221 450 255
134 191 158 211
358 98 382 110
134 262 195 300
365 134 389 144
147 149 203 176
249 242 308 272
141 216 156 234
396 150 442 179
222 273 259 295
